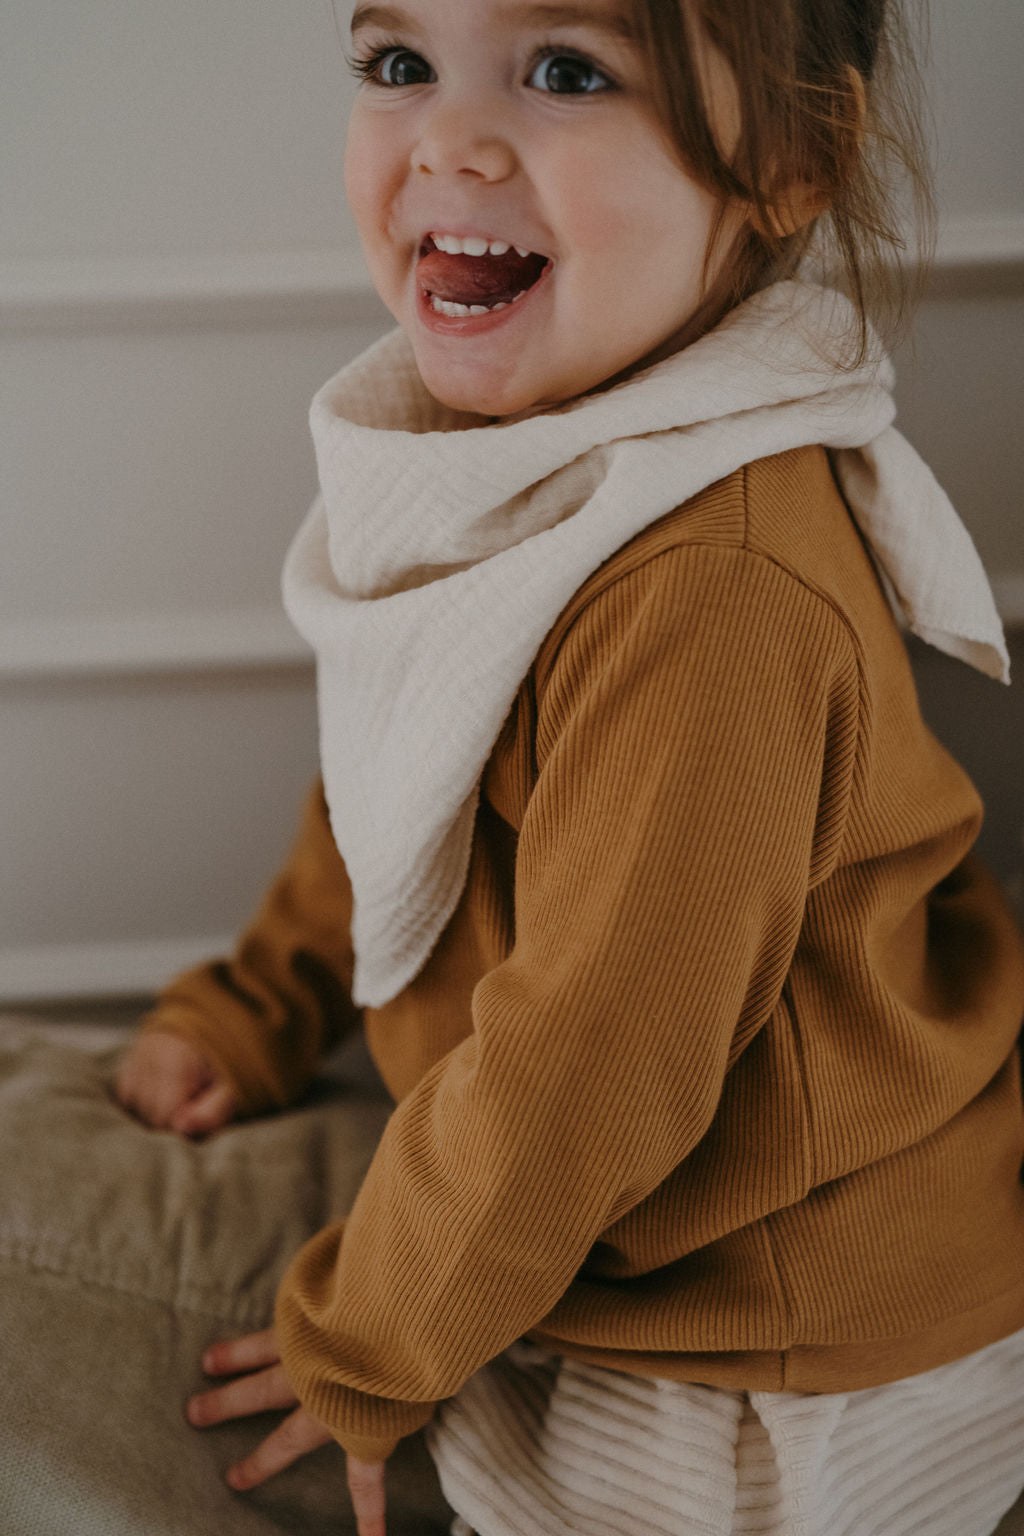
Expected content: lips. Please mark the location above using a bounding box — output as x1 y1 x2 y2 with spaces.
417 235 549 309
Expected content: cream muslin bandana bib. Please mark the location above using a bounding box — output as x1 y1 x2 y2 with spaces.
282 282 1009 1008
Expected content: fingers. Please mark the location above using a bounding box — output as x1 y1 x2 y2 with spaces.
224 1406 334 1491
115 1032 238 1136
114 1032 213 1128
187 1335 347 1500
170 1080 238 1137
348 1456 388 1536
187 1328 287 1429
188 1361 297 1431
201 1328 281 1378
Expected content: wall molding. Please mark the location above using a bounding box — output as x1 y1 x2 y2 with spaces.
0 934 234 1006
2 571 1023 688
0 248 390 333
925 218 1024 298
0 608 312 682
992 572 1024 633
2 220 1022 333
932 218 1024 269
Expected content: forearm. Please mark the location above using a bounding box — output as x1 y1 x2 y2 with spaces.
143 780 360 1113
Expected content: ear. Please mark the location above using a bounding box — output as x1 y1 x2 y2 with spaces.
746 67 867 239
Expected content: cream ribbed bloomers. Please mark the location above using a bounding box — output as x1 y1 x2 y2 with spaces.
427 1329 1024 1536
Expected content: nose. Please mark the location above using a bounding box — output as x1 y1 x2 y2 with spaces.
412 99 516 182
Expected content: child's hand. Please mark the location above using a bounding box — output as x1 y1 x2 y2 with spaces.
187 1328 387 1536
114 1029 239 1137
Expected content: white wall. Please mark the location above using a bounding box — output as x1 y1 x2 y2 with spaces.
2 0 1022 1001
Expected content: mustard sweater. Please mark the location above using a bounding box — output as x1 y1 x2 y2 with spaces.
144 447 1024 1462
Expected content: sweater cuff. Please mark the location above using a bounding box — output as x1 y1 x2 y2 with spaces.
274 1238 439 1461
332 1428 413 1463
298 1383 436 1464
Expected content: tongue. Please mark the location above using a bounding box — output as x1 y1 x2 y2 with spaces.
417 248 547 305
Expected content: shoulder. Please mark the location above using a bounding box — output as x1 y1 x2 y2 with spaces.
533 446 860 705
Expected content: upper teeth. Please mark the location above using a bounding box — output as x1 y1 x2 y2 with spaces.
430 233 531 258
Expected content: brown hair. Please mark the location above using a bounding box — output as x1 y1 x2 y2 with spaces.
633 0 935 361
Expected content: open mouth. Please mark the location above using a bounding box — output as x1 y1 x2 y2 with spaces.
417 234 551 317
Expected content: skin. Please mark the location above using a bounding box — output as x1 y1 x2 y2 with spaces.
113 2 780 1529
115 1030 239 1137
343 0 746 419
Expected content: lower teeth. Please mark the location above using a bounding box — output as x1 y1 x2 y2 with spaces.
429 292 526 317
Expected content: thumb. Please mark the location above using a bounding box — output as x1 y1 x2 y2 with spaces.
170 1081 238 1137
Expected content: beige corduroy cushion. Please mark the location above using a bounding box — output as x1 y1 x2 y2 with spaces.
0 1017 453 1536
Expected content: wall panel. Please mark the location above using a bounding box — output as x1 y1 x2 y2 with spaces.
2 0 1021 1001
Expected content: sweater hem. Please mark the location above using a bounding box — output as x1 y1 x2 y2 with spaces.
528 1284 1024 1394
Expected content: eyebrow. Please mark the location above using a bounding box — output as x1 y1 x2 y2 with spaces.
350 2 638 44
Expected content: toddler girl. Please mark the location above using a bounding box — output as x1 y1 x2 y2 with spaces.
115 0 1024 1532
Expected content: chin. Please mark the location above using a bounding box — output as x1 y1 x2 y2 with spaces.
415 361 539 421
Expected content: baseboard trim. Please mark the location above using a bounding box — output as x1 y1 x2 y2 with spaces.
0 934 235 1006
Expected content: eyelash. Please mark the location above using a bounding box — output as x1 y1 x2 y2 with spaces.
346 38 409 86
346 40 617 94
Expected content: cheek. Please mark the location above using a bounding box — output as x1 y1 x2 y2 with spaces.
548 136 721 304
344 112 398 247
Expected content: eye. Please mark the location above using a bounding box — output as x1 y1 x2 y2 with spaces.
351 47 435 88
526 51 613 95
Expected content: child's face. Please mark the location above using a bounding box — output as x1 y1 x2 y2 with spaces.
344 0 743 418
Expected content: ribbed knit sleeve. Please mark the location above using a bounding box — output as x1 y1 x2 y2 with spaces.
274 544 861 1459
140 779 360 1113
